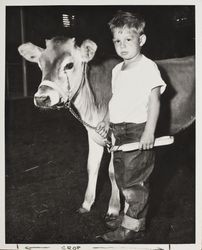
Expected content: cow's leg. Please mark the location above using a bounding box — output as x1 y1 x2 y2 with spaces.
106 153 121 216
78 135 104 213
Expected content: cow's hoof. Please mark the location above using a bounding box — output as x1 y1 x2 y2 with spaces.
76 207 90 214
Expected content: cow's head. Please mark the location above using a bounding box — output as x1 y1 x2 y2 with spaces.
18 37 97 109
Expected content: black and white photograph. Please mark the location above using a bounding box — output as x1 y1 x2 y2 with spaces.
1 1 201 250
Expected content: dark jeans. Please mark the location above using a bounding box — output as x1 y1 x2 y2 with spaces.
110 122 155 231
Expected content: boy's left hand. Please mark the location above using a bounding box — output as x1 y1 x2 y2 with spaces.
139 131 155 150
96 121 110 138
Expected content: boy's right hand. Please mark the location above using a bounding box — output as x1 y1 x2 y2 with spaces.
96 121 110 138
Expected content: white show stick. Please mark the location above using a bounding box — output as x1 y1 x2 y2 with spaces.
109 136 174 152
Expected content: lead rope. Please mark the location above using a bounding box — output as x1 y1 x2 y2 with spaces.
63 64 112 149
65 100 97 130
66 100 112 150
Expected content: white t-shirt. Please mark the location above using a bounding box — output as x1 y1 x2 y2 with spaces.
109 54 166 123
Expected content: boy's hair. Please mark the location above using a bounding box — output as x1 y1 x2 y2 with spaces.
108 10 146 35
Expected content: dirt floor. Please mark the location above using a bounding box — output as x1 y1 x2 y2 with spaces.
5 98 195 244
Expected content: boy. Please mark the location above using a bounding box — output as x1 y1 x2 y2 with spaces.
96 11 166 242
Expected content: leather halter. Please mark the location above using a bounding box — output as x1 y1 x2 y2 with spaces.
64 62 86 106
63 62 98 130
38 63 86 110
39 63 98 129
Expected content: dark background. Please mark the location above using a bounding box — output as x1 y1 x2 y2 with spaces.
6 5 195 97
5 5 195 244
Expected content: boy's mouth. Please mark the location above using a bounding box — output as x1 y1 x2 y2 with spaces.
120 51 128 56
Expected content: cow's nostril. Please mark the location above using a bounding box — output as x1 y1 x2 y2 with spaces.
35 95 50 107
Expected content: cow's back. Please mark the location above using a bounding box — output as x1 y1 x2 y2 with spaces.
156 56 195 134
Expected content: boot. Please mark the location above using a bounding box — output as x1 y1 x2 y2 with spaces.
104 213 123 230
99 226 145 243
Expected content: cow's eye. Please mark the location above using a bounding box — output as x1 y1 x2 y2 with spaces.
64 62 74 70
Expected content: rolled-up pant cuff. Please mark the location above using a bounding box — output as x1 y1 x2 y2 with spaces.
121 214 145 232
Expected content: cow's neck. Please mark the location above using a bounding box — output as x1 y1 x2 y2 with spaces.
73 75 106 128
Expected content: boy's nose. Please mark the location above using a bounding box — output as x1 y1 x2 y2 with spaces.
120 42 126 48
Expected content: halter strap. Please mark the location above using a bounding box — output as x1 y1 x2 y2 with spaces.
38 63 86 104
65 63 86 104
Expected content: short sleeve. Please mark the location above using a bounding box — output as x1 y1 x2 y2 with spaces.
148 62 166 94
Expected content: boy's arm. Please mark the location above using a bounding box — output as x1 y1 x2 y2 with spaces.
139 86 161 150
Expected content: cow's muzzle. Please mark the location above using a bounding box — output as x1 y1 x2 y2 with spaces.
34 80 67 108
34 95 51 108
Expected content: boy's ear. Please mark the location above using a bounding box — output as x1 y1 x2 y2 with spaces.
139 34 146 47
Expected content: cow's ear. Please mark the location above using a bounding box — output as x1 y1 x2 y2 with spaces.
80 39 97 62
18 42 44 63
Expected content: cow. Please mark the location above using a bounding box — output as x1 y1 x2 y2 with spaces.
18 36 195 218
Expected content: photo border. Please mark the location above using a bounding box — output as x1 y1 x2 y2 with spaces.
1 0 201 249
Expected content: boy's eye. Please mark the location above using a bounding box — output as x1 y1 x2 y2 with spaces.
113 40 120 44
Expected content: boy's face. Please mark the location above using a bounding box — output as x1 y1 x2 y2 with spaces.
112 27 145 62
